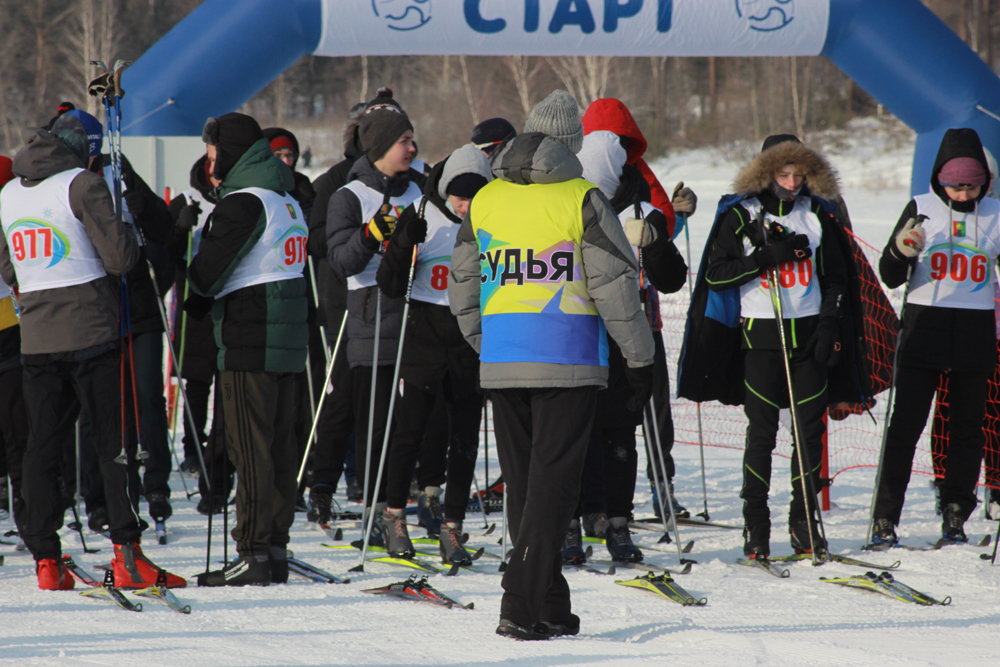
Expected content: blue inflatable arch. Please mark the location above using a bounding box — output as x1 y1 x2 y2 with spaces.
121 0 1000 196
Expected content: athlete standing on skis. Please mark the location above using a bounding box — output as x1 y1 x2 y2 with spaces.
450 90 655 640
187 113 309 587
696 136 854 559
872 128 1000 547
375 144 492 565
0 113 184 590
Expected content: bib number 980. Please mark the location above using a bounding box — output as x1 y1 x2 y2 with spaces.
760 259 813 289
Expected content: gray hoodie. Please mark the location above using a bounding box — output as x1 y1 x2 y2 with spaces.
0 127 138 355
449 133 654 388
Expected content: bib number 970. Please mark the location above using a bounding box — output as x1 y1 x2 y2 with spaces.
760 259 813 289
928 252 987 283
11 228 52 263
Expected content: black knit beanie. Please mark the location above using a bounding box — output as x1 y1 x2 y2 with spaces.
359 88 413 163
761 134 800 153
202 112 263 181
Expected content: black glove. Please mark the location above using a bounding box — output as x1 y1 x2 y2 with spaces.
754 233 811 267
183 293 213 321
123 187 145 219
393 210 427 248
804 318 841 367
177 201 202 232
624 363 655 412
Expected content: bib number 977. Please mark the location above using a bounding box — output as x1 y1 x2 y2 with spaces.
928 252 986 283
284 236 307 266
11 228 52 263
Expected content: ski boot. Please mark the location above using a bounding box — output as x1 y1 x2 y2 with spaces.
197 554 271 587
582 512 609 539
87 505 109 533
179 456 201 476
36 557 75 591
439 521 473 566
562 518 586 565
789 519 827 555
307 483 334 524
269 546 289 584
652 480 690 520
146 492 172 521
346 478 363 504
743 523 770 559
417 486 444 538
112 542 188 588
196 495 228 516
381 508 416 558
870 517 899 549
496 619 550 641
539 613 580 637
605 517 643 563
940 503 968 544
986 487 1000 521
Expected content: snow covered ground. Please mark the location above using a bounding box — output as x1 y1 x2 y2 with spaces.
3 119 1000 666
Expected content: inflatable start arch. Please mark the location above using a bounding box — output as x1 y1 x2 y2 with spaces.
121 0 1000 196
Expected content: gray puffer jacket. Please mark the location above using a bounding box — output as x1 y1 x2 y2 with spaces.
449 133 655 388
0 127 138 356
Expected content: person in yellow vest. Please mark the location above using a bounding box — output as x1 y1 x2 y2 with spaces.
450 90 655 640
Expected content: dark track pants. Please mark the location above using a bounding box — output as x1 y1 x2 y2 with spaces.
352 364 393 505
741 348 827 528
645 331 676 480
22 349 143 559
182 376 212 460
579 426 638 519
220 370 297 557
492 385 596 628
385 381 480 521
312 331 355 490
0 366 30 534
875 365 988 524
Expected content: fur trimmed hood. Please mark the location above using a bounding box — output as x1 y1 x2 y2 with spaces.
733 140 840 200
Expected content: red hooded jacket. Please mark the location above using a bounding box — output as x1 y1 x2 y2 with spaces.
582 98 676 236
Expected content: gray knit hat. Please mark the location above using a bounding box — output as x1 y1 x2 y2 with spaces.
524 89 583 154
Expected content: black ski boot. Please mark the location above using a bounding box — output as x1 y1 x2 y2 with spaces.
346 478 362 504
87 506 109 533
743 523 770 559
496 619 550 641
307 483 334 524
870 517 898 549
197 554 271 587
539 613 580 637
789 519 827 554
197 495 228 516
941 503 968 544
439 521 473 566
582 512 608 538
269 546 289 584
562 519 586 564
146 492 172 521
605 517 643 563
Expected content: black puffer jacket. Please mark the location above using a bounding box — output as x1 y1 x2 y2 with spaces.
880 128 997 373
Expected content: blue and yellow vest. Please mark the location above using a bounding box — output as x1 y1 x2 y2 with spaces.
469 177 608 367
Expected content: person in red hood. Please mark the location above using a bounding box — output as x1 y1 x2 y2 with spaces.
581 98 696 238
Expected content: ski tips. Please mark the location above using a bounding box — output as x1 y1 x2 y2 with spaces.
348 564 364 573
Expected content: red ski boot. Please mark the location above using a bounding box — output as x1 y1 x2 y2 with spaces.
37 558 75 591
112 542 187 588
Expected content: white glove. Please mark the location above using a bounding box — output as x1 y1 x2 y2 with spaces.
624 217 658 248
894 217 925 258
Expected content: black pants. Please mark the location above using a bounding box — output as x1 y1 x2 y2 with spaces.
182 375 212 460
385 380 480 521
578 426 638 519
220 370 298 557
22 349 143 559
875 365 988 524
492 385 596 627
741 348 827 528
645 332 675 481
0 366 30 533
352 364 393 505
312 330 355 490
198 371 234 501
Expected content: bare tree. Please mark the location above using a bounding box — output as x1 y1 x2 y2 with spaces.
548 56 611 108
504 55 542 114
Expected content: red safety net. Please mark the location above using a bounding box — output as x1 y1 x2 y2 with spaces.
659 229 999 491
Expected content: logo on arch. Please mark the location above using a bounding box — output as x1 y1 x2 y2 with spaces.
372 0 431 31
8 219 70 269
736 0 795 32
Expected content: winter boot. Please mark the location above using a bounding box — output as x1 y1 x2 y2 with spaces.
789 519 827 554
87 505 109 533
307 483 334 524
581 512 609 539
146 492 172 521
870 517 899 548
36 557 75 591
417 486 444 538
743 523 770 559
0 476 9 518
941 503 969 544
112 543 187 588
179 456 201 476
986 488 1000 521
196 495 228 516
439 521 473 566
197 554 271 587
562 518 586 565
269 546 289 584
346 478 362 503
539 613 580 637
361 503 387 547
605 517 643 563
652 479 690 520
496 619 551 641
381 508 415 558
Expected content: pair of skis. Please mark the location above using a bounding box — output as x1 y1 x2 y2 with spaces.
821 571 951 606
615 571 707 606
63 556 189 613
363 574 473 610
865 533 991 552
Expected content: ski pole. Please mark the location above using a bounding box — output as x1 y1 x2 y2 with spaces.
470 469 490 530
679 211 710 520
71 422 99 554
166 234 194 499
761 219 827 565
483 396 489 498
864 215 928 549
500 485 508 573
354 243 419 572
648 396 686 556
296 311 348 485
307 256 332 365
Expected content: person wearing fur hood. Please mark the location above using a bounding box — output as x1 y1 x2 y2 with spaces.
678 135 871 561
